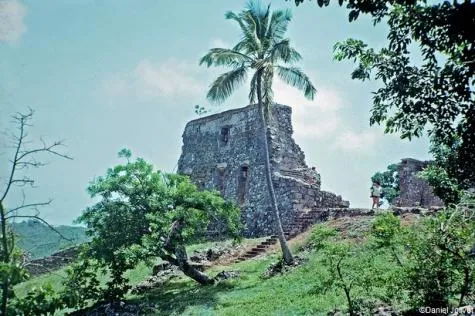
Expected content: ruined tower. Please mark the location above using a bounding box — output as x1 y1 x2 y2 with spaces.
394 158 444 208
178 104 348 237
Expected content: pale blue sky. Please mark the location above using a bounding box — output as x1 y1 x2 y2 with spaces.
1 0 430 225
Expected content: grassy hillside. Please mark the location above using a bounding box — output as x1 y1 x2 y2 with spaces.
11 220 89 259
14 212 473 315
14 216 386 315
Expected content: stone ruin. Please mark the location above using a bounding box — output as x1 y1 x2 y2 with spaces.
178 103 349 237
24 246 79 276
393 158 444 208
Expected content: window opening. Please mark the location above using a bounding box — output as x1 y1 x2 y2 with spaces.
237 166 249 205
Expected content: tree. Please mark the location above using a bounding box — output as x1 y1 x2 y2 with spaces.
199 1 316 265
309 225 386 315
75 150 241 300
370 202 475 309
0 109 72 315
371 163 399 205
290 0 475 191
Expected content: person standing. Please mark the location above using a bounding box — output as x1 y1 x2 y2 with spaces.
370 181 382 209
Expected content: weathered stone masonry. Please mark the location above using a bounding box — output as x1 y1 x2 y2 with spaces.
394 158 444 208
178 104 348 237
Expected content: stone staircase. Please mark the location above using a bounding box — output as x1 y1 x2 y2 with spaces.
233 208 392 263
233 206 439 264
234 235 279 262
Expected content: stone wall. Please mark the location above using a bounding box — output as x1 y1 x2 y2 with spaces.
394 158 444 208
24 246 79 276
178 104 348 237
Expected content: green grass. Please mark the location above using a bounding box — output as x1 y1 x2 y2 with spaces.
13 237 267 298
136 251 345 316
14 267 69 298
14 218 398 315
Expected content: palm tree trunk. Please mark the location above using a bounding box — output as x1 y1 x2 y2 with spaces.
256 71 294 265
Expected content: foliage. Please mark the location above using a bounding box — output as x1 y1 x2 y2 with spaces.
194 104 209 116
62 257 104 308
72 150 241 303
291 0 475 189
310 225 389 315
9 284 67 316
200 1 316 117
418 164 462 205
370 204 475 309
371 164 399 205
200 0 316 265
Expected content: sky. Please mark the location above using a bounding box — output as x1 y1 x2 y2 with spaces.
0 0 431 226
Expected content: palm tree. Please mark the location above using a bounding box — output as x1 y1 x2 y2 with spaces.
199 1 316 265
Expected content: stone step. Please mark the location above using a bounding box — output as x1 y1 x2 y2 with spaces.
251 247 266 252
256 244 268 249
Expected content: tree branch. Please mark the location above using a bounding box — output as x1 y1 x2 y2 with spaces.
0 111 28 202
5 200 53 216
5 215 73 242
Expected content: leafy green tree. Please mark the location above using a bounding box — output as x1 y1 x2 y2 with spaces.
418 164 461 206
200 1 316 265
75 150 241 300
370 203 475 309
0 110 72 315
290 0 475 191
310 225 386 316
371 164 399 205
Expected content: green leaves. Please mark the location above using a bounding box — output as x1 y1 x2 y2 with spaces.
418 164 462 205
201 1 316 109
73 150 242 302
371 163 400 205
199 48 252 68
206 67 248 104
329 0 475 189
276 66 316 100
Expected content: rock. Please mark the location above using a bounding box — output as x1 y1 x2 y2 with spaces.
371 305 399 316
214 270 240 281
261 256 308 279
68 301 156 316
152 262 172 275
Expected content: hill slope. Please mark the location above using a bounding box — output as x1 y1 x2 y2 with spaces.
11 220 89 259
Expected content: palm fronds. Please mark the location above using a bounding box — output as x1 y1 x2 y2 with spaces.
276 66 316 100
199 48 252 68
206 66 248 104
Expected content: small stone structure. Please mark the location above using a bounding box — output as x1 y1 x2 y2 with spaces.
178 104 348 237
394 158 444 208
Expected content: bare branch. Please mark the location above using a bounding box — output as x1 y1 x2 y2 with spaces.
16 140 73 162
5 199 53 215
0 111 28 201
10 178 35 187
5 214 73 242
1 109 73 203
16 159 48 170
